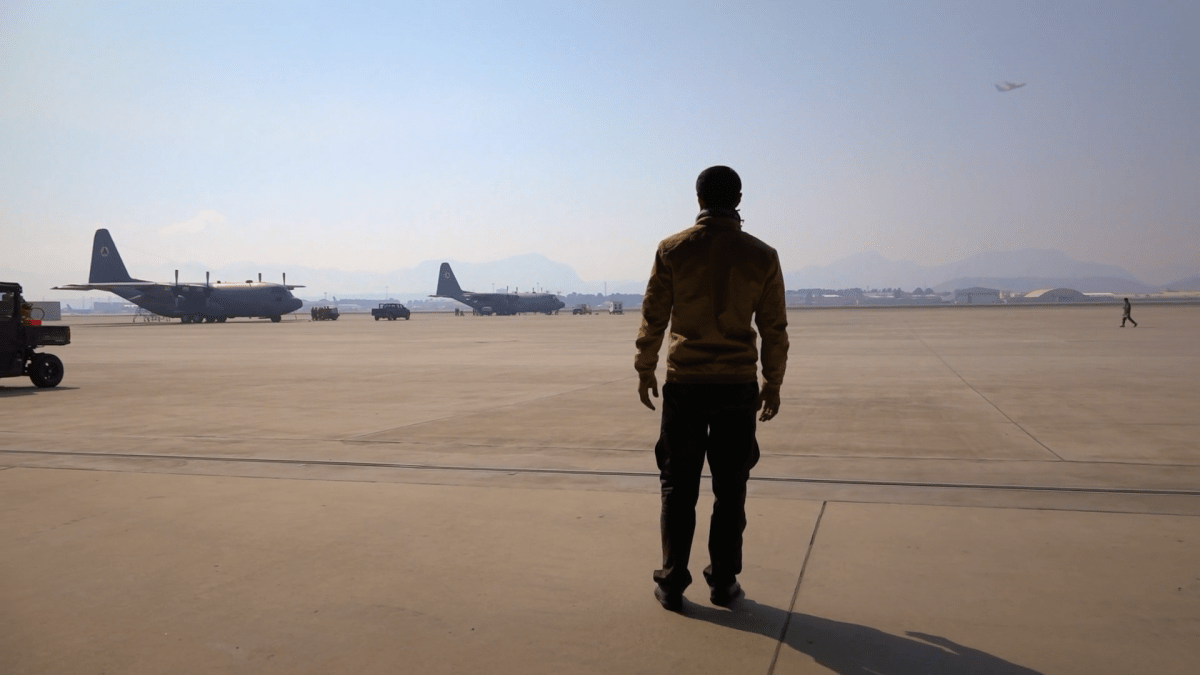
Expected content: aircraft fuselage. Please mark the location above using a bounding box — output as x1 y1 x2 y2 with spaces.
456 291 565 315
107 281 304 320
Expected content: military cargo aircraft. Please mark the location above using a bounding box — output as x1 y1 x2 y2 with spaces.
55 229 304 323
431 262 565 315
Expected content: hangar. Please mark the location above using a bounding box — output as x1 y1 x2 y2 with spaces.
1020 288 1089 303
953 287 1002 304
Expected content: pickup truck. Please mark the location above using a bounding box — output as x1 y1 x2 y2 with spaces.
372 303 411 321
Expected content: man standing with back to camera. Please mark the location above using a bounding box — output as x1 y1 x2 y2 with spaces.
636 166 789 611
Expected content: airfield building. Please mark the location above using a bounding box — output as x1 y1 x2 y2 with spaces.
953 287 1002 305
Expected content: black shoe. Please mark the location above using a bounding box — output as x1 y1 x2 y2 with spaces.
654 585 683 611
709 580 744 607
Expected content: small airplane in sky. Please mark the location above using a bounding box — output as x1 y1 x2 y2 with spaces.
55 229 305 323
996 81 1026 92
432 262 565 315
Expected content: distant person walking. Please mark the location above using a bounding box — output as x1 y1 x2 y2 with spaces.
1121 298 1138 327
636 166 789 611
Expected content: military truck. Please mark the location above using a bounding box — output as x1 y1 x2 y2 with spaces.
371 303 411 320
571 304 592 315
0 282 71 388
311 306 340 321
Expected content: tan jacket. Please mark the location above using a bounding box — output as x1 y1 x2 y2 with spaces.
635 212 789 390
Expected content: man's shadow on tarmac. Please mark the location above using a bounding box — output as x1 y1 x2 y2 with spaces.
680 597 1043 675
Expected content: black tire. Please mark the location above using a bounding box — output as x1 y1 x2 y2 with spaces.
217 317 227 323
29 353 64 388
404 316 410 320
270 315 282 323
374 316 380 321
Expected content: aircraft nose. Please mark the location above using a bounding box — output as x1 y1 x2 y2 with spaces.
290 298 303 312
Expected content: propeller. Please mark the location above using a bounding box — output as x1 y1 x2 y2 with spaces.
258 272 262 282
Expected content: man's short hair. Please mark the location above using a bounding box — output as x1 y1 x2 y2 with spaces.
696 166 741 208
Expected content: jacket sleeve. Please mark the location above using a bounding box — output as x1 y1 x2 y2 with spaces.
755 251 789 391
635 246 672 379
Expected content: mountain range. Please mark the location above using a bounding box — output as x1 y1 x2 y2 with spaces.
272 249 1198 298
783 249 1164 293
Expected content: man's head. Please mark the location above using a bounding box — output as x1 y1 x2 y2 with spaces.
696 165 741 209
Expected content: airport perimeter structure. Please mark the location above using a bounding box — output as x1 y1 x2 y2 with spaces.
2 306 1198 674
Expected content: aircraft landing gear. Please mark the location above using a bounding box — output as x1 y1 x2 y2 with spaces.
270 315 282 323
217 317 227 323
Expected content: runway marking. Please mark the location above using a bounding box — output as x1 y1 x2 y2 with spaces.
769 501 826 675
4 449 1199 496
909 330 1065 461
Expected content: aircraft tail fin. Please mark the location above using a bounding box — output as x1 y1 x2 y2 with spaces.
436 262 464 298
88 229 135 283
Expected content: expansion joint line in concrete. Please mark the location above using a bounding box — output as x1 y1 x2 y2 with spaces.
768 500 827 675
6 450 1200 496
910 331 1065 461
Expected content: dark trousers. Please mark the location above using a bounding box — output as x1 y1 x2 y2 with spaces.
1122 314 1137 327
653 382 760 593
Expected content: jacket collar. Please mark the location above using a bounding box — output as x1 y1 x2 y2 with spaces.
696 207 743 228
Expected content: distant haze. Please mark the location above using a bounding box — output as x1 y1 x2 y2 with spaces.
3 3 1199 300
30 247 1200 306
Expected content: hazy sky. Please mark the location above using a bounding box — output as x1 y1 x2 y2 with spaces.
3 1 1198 298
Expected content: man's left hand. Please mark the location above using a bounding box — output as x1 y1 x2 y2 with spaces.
758 387 780 422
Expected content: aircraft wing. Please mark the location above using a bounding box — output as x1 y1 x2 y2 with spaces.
55 282 179 303
54 282 165 291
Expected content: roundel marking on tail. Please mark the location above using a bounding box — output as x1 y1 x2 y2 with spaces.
101 247 110 257
444 272 451 278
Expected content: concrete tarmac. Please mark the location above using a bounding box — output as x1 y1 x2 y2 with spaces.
2 306 1198 674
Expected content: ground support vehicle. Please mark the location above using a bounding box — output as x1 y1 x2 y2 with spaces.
311 306 340 321
609 301 624 315
0 282 71 388
372 303 411 320
572 304 592 315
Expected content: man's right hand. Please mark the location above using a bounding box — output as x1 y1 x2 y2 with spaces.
758 387 780 422
638 374 659 411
